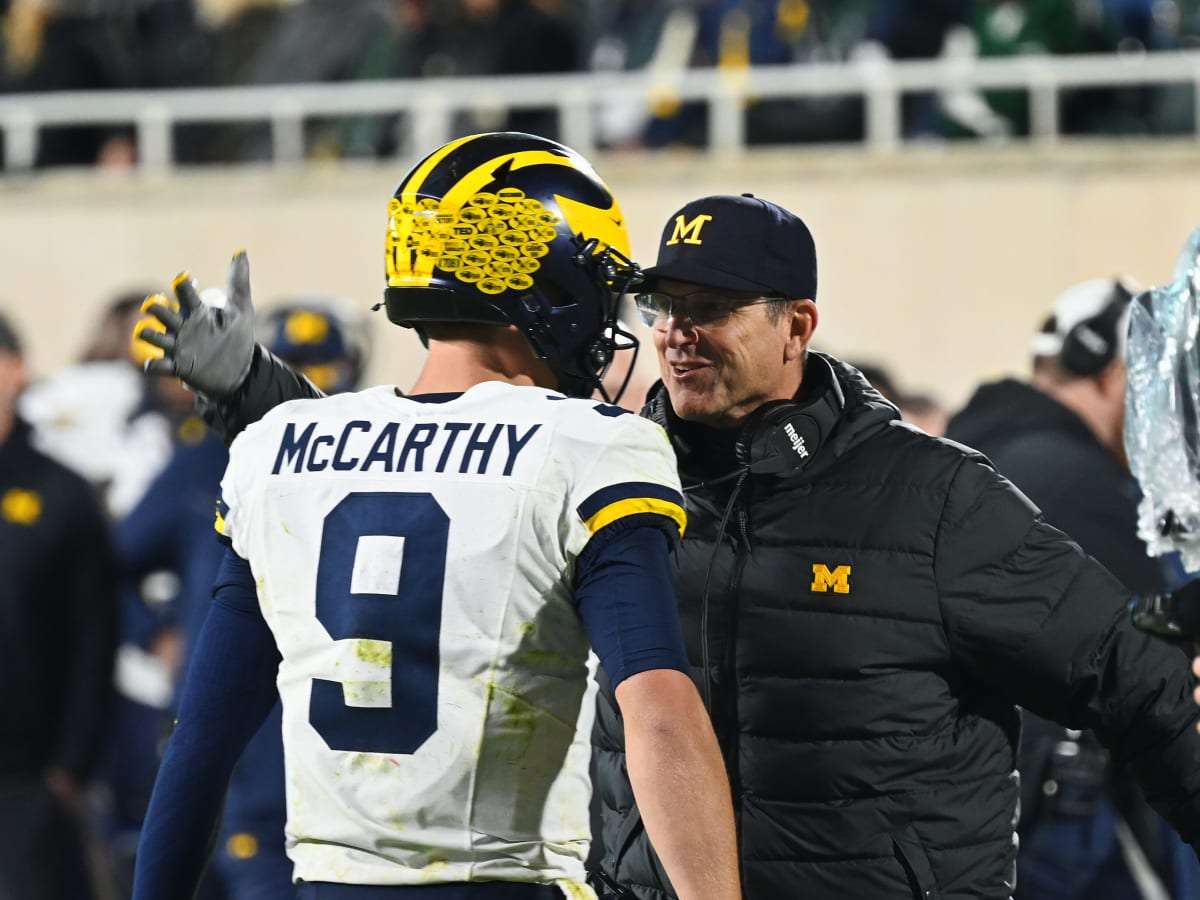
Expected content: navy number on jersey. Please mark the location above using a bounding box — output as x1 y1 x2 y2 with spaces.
309 492 448 753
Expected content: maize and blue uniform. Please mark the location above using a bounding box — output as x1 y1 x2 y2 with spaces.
134 382 690 900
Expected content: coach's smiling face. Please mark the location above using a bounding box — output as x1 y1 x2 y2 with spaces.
651 279 817 429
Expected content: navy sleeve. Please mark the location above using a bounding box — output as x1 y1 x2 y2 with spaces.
132 548 280 900
573 515 690 689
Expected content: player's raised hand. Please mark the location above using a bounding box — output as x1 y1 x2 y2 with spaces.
135 250 257 397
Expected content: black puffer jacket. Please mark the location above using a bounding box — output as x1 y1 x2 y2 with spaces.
590 354 1200 900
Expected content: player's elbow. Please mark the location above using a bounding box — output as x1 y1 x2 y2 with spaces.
616 667 710 740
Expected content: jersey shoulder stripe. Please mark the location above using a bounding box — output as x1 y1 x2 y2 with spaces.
577 480 686 538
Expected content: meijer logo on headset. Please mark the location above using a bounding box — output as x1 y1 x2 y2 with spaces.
784 422 808 459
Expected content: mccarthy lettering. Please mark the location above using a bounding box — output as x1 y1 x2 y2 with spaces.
269 420 543 478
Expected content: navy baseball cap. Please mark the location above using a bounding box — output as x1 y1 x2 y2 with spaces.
640 194 818 300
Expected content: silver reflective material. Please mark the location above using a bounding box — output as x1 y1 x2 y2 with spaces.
1125 227 1200 569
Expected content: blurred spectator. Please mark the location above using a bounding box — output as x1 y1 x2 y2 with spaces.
19 291 182 517
898 391 948 436
867 0 971 136
185 0 406 162
945 278 1197 900
0 310 117 900
415 0 580 139
115 297 369 900
848 358 946 434
645 0 875 148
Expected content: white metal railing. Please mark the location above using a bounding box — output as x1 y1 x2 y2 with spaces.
2 48 1200 171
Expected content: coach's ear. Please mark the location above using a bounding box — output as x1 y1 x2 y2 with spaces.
784 299 818 364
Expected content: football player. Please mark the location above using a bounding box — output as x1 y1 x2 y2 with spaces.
132 133 740 900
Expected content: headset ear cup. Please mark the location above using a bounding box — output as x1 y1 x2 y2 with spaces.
1060 322 1106 376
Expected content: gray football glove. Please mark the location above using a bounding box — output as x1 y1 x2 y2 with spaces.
138 251 256 398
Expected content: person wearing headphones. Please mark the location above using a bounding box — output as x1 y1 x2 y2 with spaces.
947 279 1195 899
588 196 1200 899
135 189 1200 900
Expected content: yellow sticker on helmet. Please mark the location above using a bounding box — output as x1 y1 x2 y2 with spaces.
387 178 569 298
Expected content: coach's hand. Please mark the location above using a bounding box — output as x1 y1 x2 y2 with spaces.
135 250 256 397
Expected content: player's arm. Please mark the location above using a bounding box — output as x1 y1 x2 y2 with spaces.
132 547 280 900
136 251 324 444
575 519 741 900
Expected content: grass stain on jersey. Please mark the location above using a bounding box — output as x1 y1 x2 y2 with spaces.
355 639 392 668
343 681 389 706
418 856 449 882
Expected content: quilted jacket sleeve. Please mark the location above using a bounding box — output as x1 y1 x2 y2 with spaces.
934 452 1200 849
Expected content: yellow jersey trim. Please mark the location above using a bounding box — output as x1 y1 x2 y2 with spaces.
583 497 686 539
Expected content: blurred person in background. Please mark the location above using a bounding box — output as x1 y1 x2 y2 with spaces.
849 360 949 435
18 290 186 518
945 278 1197 899
644 0 876 148
0 310 117 900
111 297 369 899
1 0 139 167
17 289 202 895
414 0 580 139
185 0 406 162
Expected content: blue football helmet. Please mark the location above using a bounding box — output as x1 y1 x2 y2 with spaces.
382 132 641 400
261 299 370 395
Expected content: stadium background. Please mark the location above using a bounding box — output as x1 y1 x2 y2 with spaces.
5 0 1200 898
5 143 1200 407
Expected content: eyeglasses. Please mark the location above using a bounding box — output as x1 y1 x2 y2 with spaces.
633 290 780 328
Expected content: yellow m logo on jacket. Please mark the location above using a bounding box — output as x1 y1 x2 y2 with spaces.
811 564 851 594
666 214 714 246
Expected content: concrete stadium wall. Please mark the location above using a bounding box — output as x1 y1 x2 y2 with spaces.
3 141 1199 411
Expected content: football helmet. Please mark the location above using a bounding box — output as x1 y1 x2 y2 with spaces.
261 299 370 395
382 132 641 400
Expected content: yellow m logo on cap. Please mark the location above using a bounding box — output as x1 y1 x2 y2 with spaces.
666 213 713 246
811 564 851 594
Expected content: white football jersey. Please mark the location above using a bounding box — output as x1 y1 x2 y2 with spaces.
217 381 685 894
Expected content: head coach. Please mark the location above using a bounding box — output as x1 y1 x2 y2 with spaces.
586 194 1200 900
